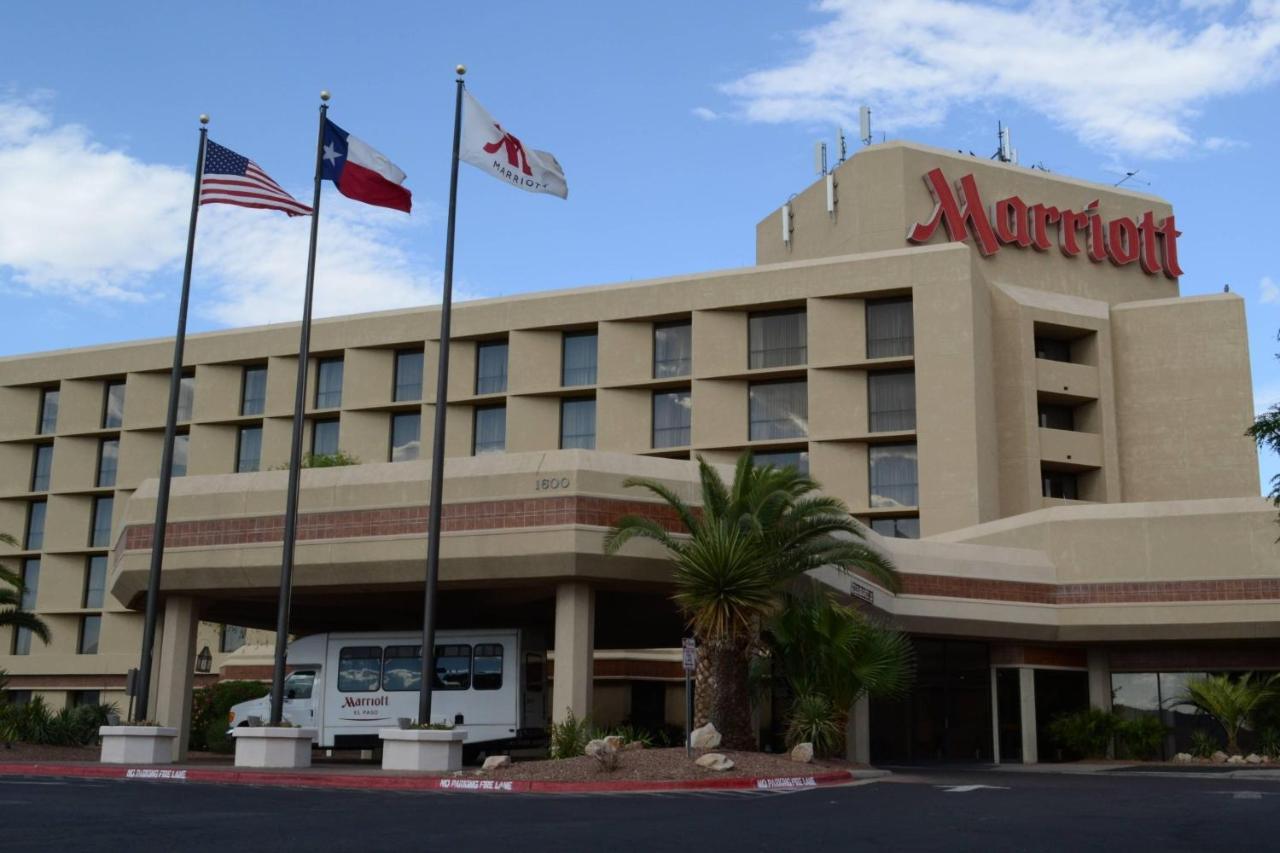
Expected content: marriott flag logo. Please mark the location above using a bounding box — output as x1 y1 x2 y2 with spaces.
459 90 568 199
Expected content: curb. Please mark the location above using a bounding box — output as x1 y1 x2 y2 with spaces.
0 762 886 795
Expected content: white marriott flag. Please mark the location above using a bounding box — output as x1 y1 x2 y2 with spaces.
459 90 568 199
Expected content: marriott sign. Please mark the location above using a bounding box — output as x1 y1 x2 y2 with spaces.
906 168 1183 279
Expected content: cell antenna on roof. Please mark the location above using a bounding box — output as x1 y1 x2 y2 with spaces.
859 106 872 146
837 127 848 163
815 141 828 177
992 122 1016 164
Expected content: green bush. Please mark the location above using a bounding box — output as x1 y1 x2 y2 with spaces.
1189 729 1219 758
785 692 844 758
1258 726 1280 759
549 708 592 759
1047 708 1118 759
1115 715 1168 760
189 680 270 753
0 697 114 746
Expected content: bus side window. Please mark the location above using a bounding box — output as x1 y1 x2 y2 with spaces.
337 646 382 692
473 644 503 690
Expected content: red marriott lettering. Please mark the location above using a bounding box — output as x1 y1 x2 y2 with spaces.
906 169 1183 279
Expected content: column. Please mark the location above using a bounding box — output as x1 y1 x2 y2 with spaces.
1087 647 1112 711
990 666 1002 764
552 581 594 724
1019 667 1038 765
154 596 200 761
845 694 871 764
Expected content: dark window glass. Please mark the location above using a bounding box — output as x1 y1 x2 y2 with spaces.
434 644 472 691
652 390 691 448
97 439 119 487
38 389 59 435
476 341 509 395
241 365 268 416
749 309 807 368
172 433 189 477
102 381 126 429
11 559 39 655
868 370 916 432
749 381 808 440
394 349 424 402
312 419 340 456
2 690 33 705
390 412 421 462
31 444 53 492
753 450 810 475
870 444 919 508
382 645 422 692
315 357 344 408
1034 337 1072 363
560 398 596 449
473 643 503 690
870 517 921 539
177 373 195 422
562 332 598 387
866 298 914 358
337 646 382 692
78 615 101 655
1038 403 1075 430
1042 469 1079 500
237 426 263 473
25 502 46 550
220 625 247 653
653 321 692 378
473 405 507 455
91 497 113 548
68 690 101 708
284 671 315 700
83 556 107 609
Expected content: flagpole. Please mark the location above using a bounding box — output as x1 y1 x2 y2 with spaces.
269 91 330 724
418 65 466 725
134 115 209 722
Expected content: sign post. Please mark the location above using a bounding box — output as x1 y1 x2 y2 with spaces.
681 637 697 757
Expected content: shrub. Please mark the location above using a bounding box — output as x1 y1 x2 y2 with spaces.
1189 729 1219 759
1115 715 1168 760
1046 708 1118 759
0 697 114 746
549 708 592 759
1258 726 1280 759
785 692 844 759
189 680 270 753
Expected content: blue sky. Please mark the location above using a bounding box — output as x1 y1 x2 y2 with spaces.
2 0 1277 489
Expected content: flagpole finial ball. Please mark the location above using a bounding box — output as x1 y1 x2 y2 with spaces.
199 114 209 125
320 90 331 102
456 64 466 76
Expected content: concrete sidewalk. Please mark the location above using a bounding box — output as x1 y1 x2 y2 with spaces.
965 762 1280 781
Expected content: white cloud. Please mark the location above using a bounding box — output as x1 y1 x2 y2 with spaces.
691 106 721 121
1261 275 1279 304
720 0 1280 158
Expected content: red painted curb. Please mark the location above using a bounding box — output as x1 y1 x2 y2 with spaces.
0 762 856 795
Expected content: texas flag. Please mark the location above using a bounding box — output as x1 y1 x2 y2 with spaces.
321 120 412 212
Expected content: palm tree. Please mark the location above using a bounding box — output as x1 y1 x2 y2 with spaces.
1182 673 1280 755
0 533 50 647
604 454 900 749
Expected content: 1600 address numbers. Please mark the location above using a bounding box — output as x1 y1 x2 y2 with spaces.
535 477 571 491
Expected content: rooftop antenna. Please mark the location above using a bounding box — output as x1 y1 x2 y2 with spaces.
815 141 828 177
992 121 1016 164
1113 169 1149 188
859 106 872 146
837 126 848 163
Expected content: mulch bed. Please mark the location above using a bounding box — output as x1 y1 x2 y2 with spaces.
485 747 859 783
0 743 100 762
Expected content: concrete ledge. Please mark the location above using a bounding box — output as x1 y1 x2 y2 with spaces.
379 728 466 772
98 726 178 765
232 727 316 769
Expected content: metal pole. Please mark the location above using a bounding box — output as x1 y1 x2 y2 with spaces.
418 66 466 725
134 117 208 722
685 669 692 758
269 92 330 724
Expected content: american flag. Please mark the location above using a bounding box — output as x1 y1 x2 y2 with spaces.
199 140 312 217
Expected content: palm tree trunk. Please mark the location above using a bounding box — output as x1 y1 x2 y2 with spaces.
693 635 755 750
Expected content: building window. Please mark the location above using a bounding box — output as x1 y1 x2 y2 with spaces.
562 331 598 387
315 357 344 408
653 321 692 378
25 502 46 551
97 438 119 488
77 615 101 655
241 365 268 416
1038 403 1075 431
749 309 807 369
652 389 691 448
748 380 808 440
236 425 263 473
560 398 597 449
870 516 920 539
31 444 53 492
83 556 107 609
221 624 247 653
475 340 509 394
870 444 919 508
102 380 126 429
1042 469 1079 500
390 412 421 462
11 558 39 655
68 690 101 708
90 497 114 548
868 370 916 432
312 419 340 456
1034 336 1072 363
38 388 59 435
473 405 507 455
753 450 810 475
394 349 424 402
866 297 914 358
172 433 189 477
177 372 195 422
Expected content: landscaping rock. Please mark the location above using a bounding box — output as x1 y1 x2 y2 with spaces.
622 739 645 751
603 735 625 751
1211 751 1229 764
690 723 721 750
482 755 512 771
1227 754 1245 765
1246 753 1263 765
790 742 814 764
694 752 735 771
584 739 610 758
1173 752 1193 763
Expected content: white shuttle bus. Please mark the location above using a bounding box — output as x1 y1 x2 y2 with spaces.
228 630 548 751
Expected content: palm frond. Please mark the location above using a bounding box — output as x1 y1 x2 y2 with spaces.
603 515 682 555
618 477 699 533
0 608 51 644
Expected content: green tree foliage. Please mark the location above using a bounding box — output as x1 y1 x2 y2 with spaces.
189 680 271 753
0 533 50 646
1047 708 1120 759
0 696 116 747
1182 673 1280 755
